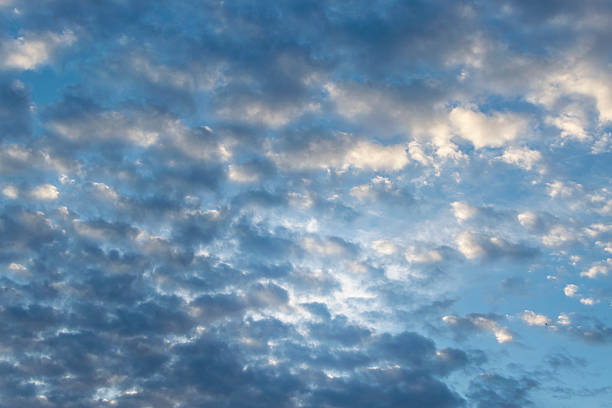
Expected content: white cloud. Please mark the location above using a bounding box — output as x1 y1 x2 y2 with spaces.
8 262 26 271
443 315 513 343
7 262 28 278
592 132 612 154
344 140 410 171
269 133 409 172
536 63 612 123
455 232 485 259
581 259 612 278
371 240 397 255
500 146 542 170
487 324 514 343
541 225 576 247
30 184 59 200
583 223 612 238
579 297 598 306
451 201 478 222
51 110 231 161
517 211 538 229
91 182 119 201
547 180 582 198
302 237 349 257
407 141 433 166
51 111 161 147
557 313 571 326
564 284 579 297
545 104 589 141
217 100 319 128
228 165 261 183
405 247 443 264
349 184 374 200
1 30 76 70
449 106 528 149
518 310 551 326
2 184 18 199
455 232 533 260
129 55 216 90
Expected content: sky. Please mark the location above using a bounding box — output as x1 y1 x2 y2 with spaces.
1 0 611 407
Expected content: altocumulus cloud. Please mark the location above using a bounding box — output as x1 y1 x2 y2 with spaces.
1 1 612 407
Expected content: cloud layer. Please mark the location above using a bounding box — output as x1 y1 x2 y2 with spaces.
1 0 612 406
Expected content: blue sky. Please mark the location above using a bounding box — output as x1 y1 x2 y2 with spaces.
1 1 611 406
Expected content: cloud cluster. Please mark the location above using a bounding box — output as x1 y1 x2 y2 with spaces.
1 0 612 406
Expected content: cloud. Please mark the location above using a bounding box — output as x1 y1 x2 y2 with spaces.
30 184 59 200
442 313 514 344
268 131 409 172
349 176 413 206
517 311 612 344
455 232 537 260
449 107 529 149
581 259 612 278
517 211 539 230
451 201 478 222
518 310 551 326
2 1 612 406
540 224 578 248
545 104 590 141
371 240 397 255
467 373 538 408
499 146 542 170
0 79 31 140
564 284 579 297
547 180 583 199
0 30 75 70
405 247 444 264
2 184 18 199
455 232 487 259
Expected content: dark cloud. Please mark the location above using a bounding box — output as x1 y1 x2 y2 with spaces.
467 373 539 408
0 78 31 142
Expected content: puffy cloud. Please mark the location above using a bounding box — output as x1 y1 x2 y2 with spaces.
564 284 579 297
228 164 262 183
269 132 409 172
516 210 557 232
0 30 75 70
499 146 542 170
2 1 612 406
451 201 478 222
541 225 577 247
579 297 598 306
518 310 551 326
545 104 590 141
547 180 582 199
456 232 486 259
449 107 528 149
405 246 444 264
30 184 59 200
517 211 538 229
2 184 18 199
442 314 514 344
533 62 612 125
557 313 571 326
90 182 119 201
455 232 536 260
581 259 612 278
371 240 397 255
